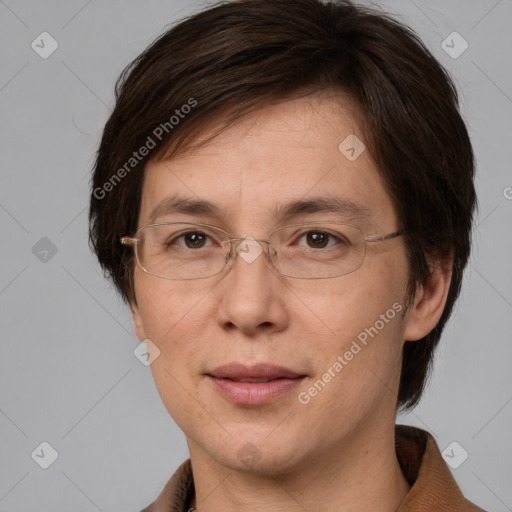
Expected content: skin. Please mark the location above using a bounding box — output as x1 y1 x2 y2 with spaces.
130 91 452 512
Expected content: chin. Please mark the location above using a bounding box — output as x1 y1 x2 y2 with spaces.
201 427 311 475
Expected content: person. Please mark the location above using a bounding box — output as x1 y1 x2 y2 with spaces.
88 0 485 510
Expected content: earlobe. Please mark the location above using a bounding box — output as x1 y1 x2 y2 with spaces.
130 302 147 341
403 257 453 342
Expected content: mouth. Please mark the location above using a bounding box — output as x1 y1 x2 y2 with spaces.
207 363 305 380
205 363 307 405
220 377 291 383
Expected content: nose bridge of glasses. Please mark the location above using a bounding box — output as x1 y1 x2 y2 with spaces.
228 236 271 245
224 236 270 266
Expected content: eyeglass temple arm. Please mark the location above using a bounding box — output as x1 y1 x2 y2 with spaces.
365 230 408 243
120 236 138 246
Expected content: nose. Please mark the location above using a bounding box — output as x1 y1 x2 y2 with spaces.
215 237 288 335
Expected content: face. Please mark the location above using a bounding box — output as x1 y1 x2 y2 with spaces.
130 92 418 474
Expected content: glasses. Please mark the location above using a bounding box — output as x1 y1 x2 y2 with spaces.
120 221 407 280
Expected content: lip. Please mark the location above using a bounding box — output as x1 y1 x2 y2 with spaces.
206 363 307 405
208 363 303 380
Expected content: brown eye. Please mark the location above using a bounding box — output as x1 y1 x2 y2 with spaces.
183 232 208 249
306 231 329 248
166 231 211 249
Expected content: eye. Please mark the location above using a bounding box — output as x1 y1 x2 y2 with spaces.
167 231 213 249
296 230 349 249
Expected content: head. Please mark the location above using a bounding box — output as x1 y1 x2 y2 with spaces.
89 0 475 471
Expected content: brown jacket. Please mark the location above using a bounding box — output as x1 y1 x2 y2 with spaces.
141 425 486 512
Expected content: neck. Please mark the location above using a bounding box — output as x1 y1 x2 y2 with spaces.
187 423 410 512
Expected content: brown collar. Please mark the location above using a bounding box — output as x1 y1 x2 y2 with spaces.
141 425 486 512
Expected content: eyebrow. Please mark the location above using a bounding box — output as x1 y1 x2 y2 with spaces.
147 194 372 226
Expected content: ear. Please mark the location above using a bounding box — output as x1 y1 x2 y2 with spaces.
129 301 147 341
403 255 453 342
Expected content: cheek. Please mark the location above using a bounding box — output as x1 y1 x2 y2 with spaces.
295 251 409 394
292 254 407 343
133 268 211 338
133 273 209 416
142 310 206 435
295 294 406 433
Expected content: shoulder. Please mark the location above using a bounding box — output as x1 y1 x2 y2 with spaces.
139 459 194 512
395 424 487 512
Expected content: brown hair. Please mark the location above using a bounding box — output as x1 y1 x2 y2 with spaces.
88 0 476 410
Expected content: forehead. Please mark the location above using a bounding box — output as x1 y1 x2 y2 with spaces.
138 93 398 233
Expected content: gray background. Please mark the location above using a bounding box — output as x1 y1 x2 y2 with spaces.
0 0 511 510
